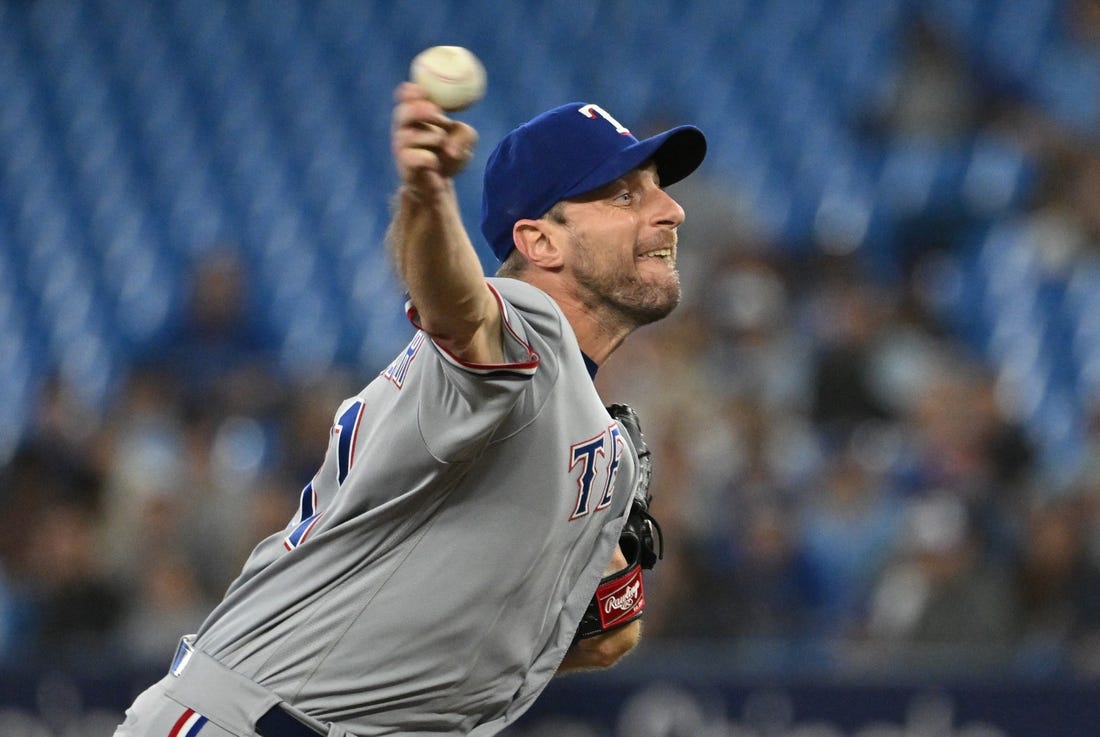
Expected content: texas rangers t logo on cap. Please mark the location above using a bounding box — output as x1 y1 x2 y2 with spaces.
578 104 631 136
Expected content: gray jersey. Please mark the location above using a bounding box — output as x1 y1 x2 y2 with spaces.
192 278 637 736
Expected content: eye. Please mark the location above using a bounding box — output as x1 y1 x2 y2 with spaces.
614 190 635 204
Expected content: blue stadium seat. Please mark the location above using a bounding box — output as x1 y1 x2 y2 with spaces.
0 318 34 461
977 222 1041 303
1065 261 1100 391
1028 383 1083 470
980 0 1057 79
874 138 958 219
958 133 1034 216
923 0 998 46
1031 44 1100 133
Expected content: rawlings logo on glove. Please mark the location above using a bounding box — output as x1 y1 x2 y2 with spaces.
597 567 645 627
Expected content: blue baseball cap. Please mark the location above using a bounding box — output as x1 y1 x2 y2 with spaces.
480 102 707 262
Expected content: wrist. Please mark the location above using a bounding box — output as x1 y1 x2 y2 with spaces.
399 178 455 206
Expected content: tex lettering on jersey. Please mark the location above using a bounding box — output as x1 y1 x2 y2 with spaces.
569 422 624 519
284 399 365 550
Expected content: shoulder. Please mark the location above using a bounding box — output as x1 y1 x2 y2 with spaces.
488 277 561 315
488 277 568 341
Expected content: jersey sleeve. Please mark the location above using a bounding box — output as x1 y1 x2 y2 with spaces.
408 280 565 463
405 282 540 381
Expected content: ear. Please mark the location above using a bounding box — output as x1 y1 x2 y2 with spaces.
512 219 564 269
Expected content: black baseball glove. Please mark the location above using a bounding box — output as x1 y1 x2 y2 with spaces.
574 403 664 639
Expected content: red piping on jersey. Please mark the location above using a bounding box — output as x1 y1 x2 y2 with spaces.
410 282 540 375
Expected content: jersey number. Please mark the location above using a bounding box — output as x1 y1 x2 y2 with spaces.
284 400 365 550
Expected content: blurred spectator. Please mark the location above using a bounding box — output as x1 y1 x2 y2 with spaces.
861 493 1018 670
27 374 107 478
141 246 282 418
111 248 310 597
1012 493 1100 673
805 261 894 437
1015 148 1100 277
97 365 189 581
26 498 126 671
114 553 211 668
0 572 20 667
663 501 824 643
799 448 904 638
702 251 813 413
890 360 1033 565
0 418 119 669
869 18 985 141
1065 0 1100 48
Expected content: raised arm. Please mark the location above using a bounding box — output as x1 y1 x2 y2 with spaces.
388 82 504 365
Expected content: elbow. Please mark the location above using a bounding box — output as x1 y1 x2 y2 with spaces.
417 313 480 348
414 292 503 365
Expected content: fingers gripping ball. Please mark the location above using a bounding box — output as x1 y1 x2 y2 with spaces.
410 46 487 112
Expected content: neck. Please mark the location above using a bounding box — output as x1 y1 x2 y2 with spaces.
561 298 633 365
518 272 633 366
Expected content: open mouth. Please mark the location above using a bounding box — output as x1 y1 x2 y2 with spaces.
639 247 674 261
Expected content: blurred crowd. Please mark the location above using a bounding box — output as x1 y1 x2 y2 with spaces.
597 243 1100 678
607 8 1100 679
4 11 1100 682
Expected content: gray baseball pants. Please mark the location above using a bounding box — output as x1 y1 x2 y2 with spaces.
112 637 341 737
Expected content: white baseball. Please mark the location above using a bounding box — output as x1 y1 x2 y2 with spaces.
410 46 487 112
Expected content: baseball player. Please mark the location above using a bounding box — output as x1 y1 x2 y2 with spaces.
112 83 705 737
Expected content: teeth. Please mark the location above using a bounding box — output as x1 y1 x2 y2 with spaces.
642 248 672 258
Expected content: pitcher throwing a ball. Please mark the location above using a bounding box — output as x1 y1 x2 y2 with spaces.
114 48 706 737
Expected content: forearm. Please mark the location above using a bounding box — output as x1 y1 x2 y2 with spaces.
388 83 502 363
558 620 642 673
388 182 499 358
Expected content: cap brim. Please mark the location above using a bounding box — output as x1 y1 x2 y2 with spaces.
561 125 707 201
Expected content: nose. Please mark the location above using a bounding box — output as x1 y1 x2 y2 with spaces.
651 187 685 229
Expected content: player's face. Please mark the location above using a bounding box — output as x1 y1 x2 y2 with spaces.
556 164 686 326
